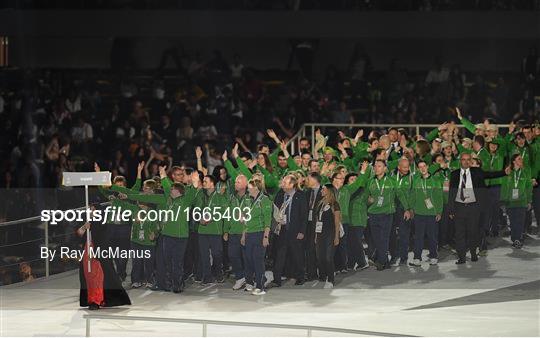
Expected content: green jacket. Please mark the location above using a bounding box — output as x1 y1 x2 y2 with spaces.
337 172 369 224
349 189 369 227
483 150 505 186
224 159 240 182
508 144 533 170
195 189 230 235
224 192 251 235
500 168 533 208
349 166 373 227
244 193 273 233
234 158 280 190
410 174 444 216
113 178 198 239
432 167 451 204
391 171 413 210
130 204 159 246
475 148 490 168
366 175 410 215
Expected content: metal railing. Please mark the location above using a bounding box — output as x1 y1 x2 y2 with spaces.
83 314 414 337
0 201 110 281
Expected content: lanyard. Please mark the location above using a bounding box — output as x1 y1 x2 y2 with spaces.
490 153 496 167
513 169 522 189
421 176 430 196
206 190 217 208
318 202 329 221
280 192 294 214
250 192 264 208
375 176 387 195
237 193 248 209
397 172 409 187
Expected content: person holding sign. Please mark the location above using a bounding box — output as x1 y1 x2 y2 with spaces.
409 160 444 267
242 177 272 296
76 204 131 310
500 154 533 249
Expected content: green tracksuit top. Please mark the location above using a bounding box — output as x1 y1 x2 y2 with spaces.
130 204 159 246
195 189 230 235
500 168 533 208
410 174 444 216
366 175 410 215
244 193 273 233
337 172 368 224
224 191 251 235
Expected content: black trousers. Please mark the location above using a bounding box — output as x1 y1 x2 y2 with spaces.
162 235 188 290
347 226 368 269
130 243 155 284
273 228 305 283
184 230 201 280
438 204 454 247
198 234 223 283
316 234 336 283
389 206 411 262
454 203 481 259
110 224 131 279
305 221 318 279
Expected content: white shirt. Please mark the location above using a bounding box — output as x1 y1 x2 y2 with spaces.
456 168 476 203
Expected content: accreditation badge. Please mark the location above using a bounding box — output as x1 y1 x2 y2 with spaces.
377 196 384 207
425 198 434 210
512 188 520 200
315 221 323 233
138 229 145 241
308 209 313 221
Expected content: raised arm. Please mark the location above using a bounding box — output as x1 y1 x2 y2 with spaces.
456 107 476 135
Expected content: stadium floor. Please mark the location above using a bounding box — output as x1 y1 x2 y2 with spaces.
1 235 539 337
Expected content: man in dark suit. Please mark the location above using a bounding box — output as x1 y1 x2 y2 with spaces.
271 175 309 286
305 172 324 281
448 153 509 264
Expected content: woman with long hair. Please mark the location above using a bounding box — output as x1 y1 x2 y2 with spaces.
315 184 341 289
242 176 272 295
256 153 273 174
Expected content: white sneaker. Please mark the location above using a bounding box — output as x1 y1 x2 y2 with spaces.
429 258 438 265
408 259 421 267
244 284 254 292
233 277 246 290
251 288 266 296
391 258 401 267
131 282 142 288
323 281 334 289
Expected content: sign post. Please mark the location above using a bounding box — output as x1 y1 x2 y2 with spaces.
63 172 111 272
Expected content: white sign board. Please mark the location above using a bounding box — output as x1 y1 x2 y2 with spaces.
62 172 111 187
